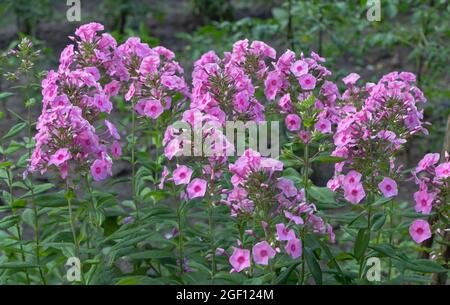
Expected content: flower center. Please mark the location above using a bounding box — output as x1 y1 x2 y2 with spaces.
194 185 202 192
237 256 245 264
351 189 358 196
386 185 392 191
95 167 102 174
290 244 296 251
416 228 424 235
260 250 268 257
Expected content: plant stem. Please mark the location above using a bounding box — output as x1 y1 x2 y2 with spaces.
208 202 216 281
6 168 30 284
176 202 184 277
65 182 83 283
130 101 140 221
27 102 46 284
387 200 394 281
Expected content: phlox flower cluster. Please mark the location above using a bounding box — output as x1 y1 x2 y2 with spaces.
115 37 189 120
190 39 276 123
327 72 427 204
409 152 449 244
264 50 339 143
28 23 122 181
223 149 334 272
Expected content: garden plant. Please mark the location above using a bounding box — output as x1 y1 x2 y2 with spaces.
0 18 449 286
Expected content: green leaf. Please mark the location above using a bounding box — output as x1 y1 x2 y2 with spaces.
125 250 173 260
0 92 13 100
405 259 447 273
274 262 300 284
0 262 39 269
2 122 27 140
354 229 370 260
312 155 346 163
371 213 387 230
304 248 322 284
308 185 337 207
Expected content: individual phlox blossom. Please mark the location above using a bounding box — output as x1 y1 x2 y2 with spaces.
229 248 251 272
187 178 207 199
378 177 398 198
285 237 302 259
173 165 193 185
409 219 432 244
252 241 276 266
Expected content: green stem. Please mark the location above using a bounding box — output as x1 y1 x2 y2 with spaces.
65 182 83 283
27 103 46 284
388 200 394 281
130 100 140 221
6 169 30 284
176 202 184 277
208 202 216 281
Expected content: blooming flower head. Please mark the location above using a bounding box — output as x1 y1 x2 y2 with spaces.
409 219 432 244
276 223 296 241
90 158 112 181
413 190 434 214
314 117 332 134
378 177 398 198
229 248 251 272
290 60 308 77
415 153 440 173
48 148 71 167
435 162 450 179
343 182 365 204
285 114 302 131
285 237 302 259
187 178 207 199
144 99 164 119
298 73 316 90
173 165 193 185
252 241 276 266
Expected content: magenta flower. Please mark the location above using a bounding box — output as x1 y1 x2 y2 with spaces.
144 99 164 119
187 178 207 199
378 177 398 198
285 114 302 131
284 210 304 225
435 162 450 179
48 148 71 167
298 73 316 90
314 117 332 134
139 55 160 74
90 158 112 181
111 141 122 158
342 73 360 86
343 182 365 204
173 165 193 185
229 248 251 272
275 223 295 241
285 237 302 259
252 241 276 266
276 178 297 197
343 170 362 186
104 120 121 140
409 219 432 244
290 60 308 77
413 190 434 214
415 153 440 173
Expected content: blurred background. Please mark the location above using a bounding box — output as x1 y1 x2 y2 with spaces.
0 0 449 169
